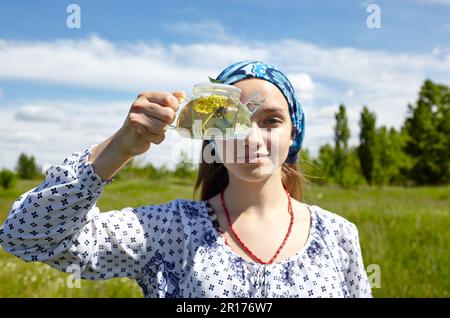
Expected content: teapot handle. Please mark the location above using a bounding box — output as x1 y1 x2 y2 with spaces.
168 96 191 129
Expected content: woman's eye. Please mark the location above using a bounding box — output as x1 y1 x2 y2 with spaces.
263 118 281 125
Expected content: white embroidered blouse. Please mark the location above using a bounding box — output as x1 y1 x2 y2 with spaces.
0 145 372 298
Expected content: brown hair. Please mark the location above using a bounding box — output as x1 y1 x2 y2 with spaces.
194 141 306 201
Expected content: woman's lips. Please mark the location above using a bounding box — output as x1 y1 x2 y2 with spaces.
236 153 270 163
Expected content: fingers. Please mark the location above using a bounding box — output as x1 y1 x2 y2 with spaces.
142 114 170 135
172 91 186 104
131 97 176 124
137 91 181 112
127 112 166 144
129 90 185 146
151 133 165 145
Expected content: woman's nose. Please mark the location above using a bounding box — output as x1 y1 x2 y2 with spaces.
244 121 263 150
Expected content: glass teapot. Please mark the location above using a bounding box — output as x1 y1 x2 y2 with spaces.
168 82 264 140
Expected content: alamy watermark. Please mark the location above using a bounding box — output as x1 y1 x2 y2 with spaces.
367 264 381 289
366 3 381 29
62 261 381 290
169 124 282 175
66 264 81 288
66 4 81 29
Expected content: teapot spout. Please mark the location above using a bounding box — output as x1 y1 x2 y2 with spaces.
244 90 265 116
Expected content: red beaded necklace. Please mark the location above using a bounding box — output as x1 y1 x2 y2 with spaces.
220 187 294 265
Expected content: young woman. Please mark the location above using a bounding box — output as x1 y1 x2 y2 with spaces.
0 61 372 298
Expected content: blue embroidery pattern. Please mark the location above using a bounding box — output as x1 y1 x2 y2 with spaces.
307 240 323 262
280 262 295 286
139 251 180 297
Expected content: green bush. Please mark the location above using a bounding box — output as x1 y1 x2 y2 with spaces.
0 169 16 189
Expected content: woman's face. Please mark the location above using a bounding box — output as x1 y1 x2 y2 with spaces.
215 78 294 182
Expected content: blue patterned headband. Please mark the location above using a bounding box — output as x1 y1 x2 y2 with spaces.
214 60 305 164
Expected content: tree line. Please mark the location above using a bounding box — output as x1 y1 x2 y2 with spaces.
301 79 449 187
0 150 197 189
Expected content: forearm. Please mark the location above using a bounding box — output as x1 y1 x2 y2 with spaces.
0 146 105 259
0 144 148 279
87 131 134 182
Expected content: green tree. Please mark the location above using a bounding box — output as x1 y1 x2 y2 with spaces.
357 105 413 186
403 79 450 184
358 106 377 184
387 127 413 186
0 169 16 189
341 146 366 188
372 126 392 185
334 104 350 185
313 143 335 185
15 153 40 179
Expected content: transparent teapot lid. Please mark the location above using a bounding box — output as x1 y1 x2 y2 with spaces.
193 83 241 98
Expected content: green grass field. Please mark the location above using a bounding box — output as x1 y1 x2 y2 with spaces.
0 177 449 297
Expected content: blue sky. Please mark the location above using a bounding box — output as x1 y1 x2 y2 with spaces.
1 0 450 51
1 0 450 101
0 0 449 170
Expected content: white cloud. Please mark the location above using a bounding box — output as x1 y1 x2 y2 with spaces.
164 20 232 42
432 45 450 59
0 30 449 170
287 73 315 104
0 130 47 144
0 99 201 172
14 105 69 122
